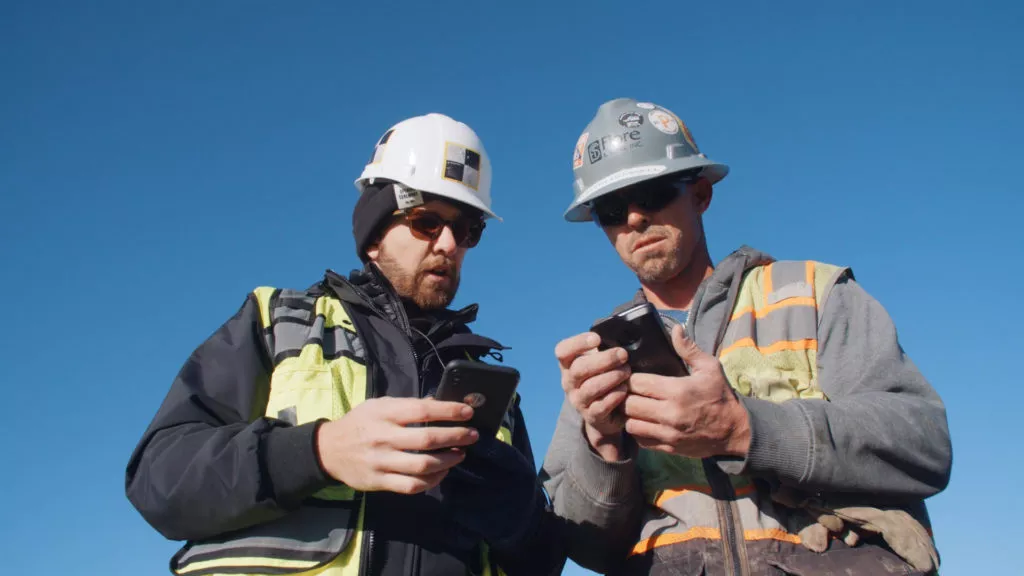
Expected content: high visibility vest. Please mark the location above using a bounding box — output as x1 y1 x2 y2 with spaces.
171 288 511 576
632 261 848 555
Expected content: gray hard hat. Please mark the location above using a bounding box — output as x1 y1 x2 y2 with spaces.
564 98 729 222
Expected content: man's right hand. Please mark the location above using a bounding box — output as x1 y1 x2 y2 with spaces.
555 332 632 461
316 397 479 494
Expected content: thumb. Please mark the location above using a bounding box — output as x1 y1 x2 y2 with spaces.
669 324 715 372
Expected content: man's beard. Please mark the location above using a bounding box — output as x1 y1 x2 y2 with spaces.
375 249 460 310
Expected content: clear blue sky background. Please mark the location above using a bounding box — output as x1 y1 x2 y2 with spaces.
2 1 1020 575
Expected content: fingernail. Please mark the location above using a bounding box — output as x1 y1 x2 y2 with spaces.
468 428 479 439
587 333 600 347
617 349 629 362
461 406 473 419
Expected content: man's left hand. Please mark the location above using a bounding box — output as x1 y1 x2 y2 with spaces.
622 324 751 458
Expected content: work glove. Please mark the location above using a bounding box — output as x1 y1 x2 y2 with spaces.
441 434 547 552
773 487 939 574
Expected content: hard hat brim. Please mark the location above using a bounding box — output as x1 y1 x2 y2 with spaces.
563 156 729 222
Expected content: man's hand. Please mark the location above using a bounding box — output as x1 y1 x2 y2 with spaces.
623 325 751 458
555 332 631 460
316 397 479 494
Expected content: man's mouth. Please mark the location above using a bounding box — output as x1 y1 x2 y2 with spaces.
424 264 454 280
633 235 664 252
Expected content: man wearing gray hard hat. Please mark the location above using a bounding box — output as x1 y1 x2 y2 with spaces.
541 98 951 575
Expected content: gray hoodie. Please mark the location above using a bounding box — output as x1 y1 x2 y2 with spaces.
541 246 952 574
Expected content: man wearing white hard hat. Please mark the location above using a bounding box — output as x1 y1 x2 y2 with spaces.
542 98 951 575
127 113 565 576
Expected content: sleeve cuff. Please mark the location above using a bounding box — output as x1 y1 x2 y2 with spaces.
567 425 639 505
263 420 332 508
715 397 812 484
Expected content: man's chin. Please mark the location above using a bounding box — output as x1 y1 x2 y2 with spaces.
413 288 456 310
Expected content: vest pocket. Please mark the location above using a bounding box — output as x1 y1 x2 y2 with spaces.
171 497 361 575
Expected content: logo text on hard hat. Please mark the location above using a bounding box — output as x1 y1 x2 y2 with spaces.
588 130 643 164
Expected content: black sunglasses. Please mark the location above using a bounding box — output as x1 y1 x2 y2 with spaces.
590 173 697 227
396 208 486 248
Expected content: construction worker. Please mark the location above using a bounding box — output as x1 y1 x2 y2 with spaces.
542 98 952 575
126 113 564 576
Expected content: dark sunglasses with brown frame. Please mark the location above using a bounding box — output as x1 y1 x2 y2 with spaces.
393 207 486 248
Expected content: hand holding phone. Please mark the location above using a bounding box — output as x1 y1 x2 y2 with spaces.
590 302 689 377
432 359 520 438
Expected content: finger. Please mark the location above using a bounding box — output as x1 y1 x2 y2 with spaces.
622 394 669 423
584 382 628 420
625 418 680 447
392 425 480 451
378 397 474 425
568 348 629 388
626 372 673 400
669 325 716 373
633 436 676 453
555 332 601 370
378 448 466 477
573 364 631 407
378 470 450 494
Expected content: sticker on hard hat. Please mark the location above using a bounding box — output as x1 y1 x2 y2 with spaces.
648 110 679 135
443 142 482 191
368 129 395 165
573 132 589 170
582 165 667 199
636 102 656 110
618 112 644 128
588 131 643 164
394 183 425 210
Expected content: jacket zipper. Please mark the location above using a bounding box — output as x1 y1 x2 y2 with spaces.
703 460 748 576
331 272 420 576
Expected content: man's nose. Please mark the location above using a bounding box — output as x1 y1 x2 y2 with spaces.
433 225 459 255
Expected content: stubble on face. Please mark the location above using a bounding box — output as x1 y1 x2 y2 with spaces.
374 244 460 310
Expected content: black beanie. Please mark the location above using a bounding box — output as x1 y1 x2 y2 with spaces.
352 182 400 262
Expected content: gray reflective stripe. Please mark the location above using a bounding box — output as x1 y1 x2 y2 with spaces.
173 503 358 571
274 305 315 324
768 261 813 304
271 317 365 362
636 491 793 542
720 304 818 350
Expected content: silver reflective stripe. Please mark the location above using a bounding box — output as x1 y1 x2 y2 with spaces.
720 304 817 349
271 318 365 362
767 261 812 304
174 503 358 571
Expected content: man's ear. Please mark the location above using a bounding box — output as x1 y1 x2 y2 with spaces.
692 178 714 214
365 242 380 261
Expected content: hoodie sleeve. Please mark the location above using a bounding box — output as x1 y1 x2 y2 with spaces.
720 276 952 500
539 399 644 573
124 294 331 541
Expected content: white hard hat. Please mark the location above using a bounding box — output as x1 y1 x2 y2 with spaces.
355 113 499 220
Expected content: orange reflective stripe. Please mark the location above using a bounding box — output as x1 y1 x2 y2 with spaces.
719 337 818 358
745 528 802 544
631 527 721 555
730 296 817 322
654 484 756 507
631 527 802 555
805 260 815 289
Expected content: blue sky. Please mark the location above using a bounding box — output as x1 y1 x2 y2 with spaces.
1 1 1020 574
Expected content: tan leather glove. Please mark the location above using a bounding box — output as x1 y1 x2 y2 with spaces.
773 487 939 573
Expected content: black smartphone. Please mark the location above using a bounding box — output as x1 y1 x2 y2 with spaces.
433 359 520 437
590 302 689 377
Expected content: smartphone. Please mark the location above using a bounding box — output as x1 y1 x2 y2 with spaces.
590 302 689 377
433 359 520 437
